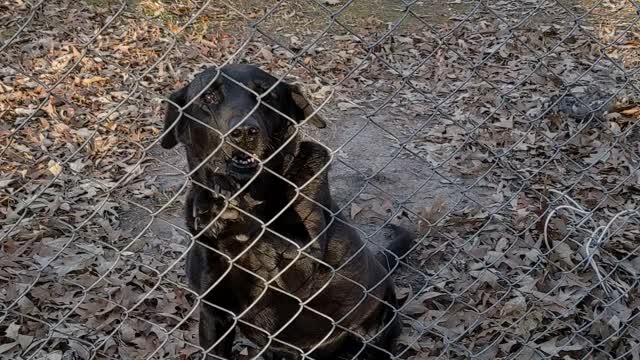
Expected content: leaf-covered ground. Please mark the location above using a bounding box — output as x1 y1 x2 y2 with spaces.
1 0 640 359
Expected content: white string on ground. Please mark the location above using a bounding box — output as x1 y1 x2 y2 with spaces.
544 189 639 297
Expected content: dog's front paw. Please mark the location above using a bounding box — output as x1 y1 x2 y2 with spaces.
190 188 219 232
209 174 239 199
189 177 243 233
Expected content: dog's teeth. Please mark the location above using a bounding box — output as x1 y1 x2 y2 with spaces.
232 156 258 166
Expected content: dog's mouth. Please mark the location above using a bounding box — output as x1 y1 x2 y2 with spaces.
228 153 259 175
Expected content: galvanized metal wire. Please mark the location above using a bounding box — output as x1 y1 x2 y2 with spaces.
2 0 640 359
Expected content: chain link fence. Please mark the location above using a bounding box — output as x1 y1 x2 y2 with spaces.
2 0 640 359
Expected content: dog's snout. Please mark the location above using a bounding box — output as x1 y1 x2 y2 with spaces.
230 128 243 139
229 125 260 140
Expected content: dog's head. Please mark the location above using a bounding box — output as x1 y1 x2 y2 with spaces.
160 64 326 181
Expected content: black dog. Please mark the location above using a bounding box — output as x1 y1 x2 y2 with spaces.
160 64 412 359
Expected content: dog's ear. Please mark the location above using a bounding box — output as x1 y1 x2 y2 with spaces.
287 84 327 129
160 86 188 149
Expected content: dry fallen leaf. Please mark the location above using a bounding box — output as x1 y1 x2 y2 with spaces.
48 160 63 176
3 1 640 359
79 76 109 86
535 337 584 356
620 106 640 117
350 203 363 219
419 194 448 233
0 342 18 355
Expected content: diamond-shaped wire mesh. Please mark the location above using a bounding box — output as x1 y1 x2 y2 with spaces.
2 0 640 359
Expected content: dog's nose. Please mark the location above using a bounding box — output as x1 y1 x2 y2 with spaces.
229 126 259 140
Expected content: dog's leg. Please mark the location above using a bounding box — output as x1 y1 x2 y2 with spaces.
283 142 333 258
199 305 235 359
186 182 240 359
186 177 241 238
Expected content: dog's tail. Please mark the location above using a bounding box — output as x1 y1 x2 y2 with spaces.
376 224 413 272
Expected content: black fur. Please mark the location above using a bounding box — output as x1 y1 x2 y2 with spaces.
160 64 412 359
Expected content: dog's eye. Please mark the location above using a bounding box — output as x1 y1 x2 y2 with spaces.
202 92 220 105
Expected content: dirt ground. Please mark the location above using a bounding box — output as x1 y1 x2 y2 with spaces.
2 0 640 359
